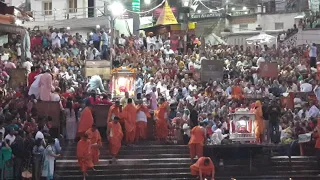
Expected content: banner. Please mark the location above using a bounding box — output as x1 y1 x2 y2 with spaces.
200 60 224 82
0 35 8 46
259 62 278 78
298 133 312 143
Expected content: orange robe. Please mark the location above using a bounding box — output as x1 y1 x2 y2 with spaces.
107 105 121 122
135 104 151 141
188 126 205 159
77 107 94 137
108 122 124 156
85 128 102 164
120 104 137 144
155 102 169 140
254 100 264 143
231 85 244 100
77 139 94 172
190 157 215 177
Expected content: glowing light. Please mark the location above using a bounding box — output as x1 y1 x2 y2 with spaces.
109 1 125 16
66 27 70 30
209 9 213 12
145 0 151 5
231 7 235 11
197 10 201 13
243 6 247 10
15 19 22 25
96 25 100 29
89 32 93 36
183 1 189 7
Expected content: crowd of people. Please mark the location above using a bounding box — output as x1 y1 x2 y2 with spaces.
0 24 320 180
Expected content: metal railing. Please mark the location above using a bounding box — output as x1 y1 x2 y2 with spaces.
29 6 112 21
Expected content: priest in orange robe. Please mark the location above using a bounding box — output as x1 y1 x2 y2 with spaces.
188 122 206 162
107 116 123 163
107 100 121 122
190 157 215 180
120 98 137 145
231 82 244 100
155 97 169 142
77 103 94 138
135 100 151 142
85 124 102 166
77 134 94 180
255 100 264 143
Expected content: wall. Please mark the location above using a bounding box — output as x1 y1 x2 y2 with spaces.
225 30 281 47
297 30 320 45
231 12 301 33
260 13 299 30
3 0 23 7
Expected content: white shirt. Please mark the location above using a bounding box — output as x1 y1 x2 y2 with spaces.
119 38 126 46
300 83 312 92
22 61 33 73
143 82 155 95
309 45 317 57
136 110 147 123
307 105 320 119
50 93 60 101
5 134 15 145
257 57 266 67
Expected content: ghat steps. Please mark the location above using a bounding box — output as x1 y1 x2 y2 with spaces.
55 143 320 180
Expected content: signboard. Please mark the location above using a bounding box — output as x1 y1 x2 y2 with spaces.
8 68 27 90
132 0 140 12
153 7 177 19
259 62 278 78
200 60 224 82
298 133 312 143
190 12 222 20
85 60 111 79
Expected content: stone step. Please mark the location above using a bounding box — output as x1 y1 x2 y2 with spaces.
61 153 190 159
57 158 191 166
55 173 320 180
62 148 190 155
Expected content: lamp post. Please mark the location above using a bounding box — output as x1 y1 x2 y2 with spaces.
108 1 125 70
181 0 190 55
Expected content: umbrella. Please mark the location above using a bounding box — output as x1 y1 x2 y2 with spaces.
246 32 276 44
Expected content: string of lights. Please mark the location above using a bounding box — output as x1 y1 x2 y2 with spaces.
198 0 224 12
125 0 166 14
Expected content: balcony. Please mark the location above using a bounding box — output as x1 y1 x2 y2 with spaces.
23 6 130 29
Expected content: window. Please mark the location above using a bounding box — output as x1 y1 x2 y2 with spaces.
275 22 284 30
68 0 77 13
239 24 248 31
43 2 52 15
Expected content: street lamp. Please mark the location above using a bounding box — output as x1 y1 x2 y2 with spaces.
108 1 125 68
145 0 151 5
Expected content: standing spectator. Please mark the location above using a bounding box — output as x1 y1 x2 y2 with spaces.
32 138 45 180
41 138 60 180
11 131 24 180
100 29 109 60
1 139 13 180
22 58 33 74
309 43 317 68
65 98 77 141
268 100 281 143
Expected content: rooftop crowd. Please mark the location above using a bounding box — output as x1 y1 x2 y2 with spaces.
0 26 320 179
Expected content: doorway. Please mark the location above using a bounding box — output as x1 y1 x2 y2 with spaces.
88 0 94 18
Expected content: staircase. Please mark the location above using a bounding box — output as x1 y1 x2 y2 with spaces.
55 142 320 180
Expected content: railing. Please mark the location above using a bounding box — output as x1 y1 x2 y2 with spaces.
29 6 131 22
